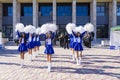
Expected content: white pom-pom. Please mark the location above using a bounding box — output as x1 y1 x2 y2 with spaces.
24 25 36 34
84 23 94 32
36 27 41 34
66 23 76 34
41 23 50 34
74 26 85 33
30 26 36 34
49 24 58 32
15 23 24 32
24 25 29 33
15 29 17 32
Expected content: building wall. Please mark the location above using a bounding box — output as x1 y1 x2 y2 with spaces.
0 3 2 31
0 0 120 40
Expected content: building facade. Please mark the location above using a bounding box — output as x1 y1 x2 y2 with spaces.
0 0 120 40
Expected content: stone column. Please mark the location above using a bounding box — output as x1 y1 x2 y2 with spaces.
53 0 56 24
33 0 38 27
109 3 112 38
112 0 117 27
0 3 2 31
13 0 17 40
91 0 97 40
72 0 76 24
17 3 21 23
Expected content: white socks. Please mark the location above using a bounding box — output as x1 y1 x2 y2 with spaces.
20 59 24 68
76 57 82 65
29 54 32 61
79 57 82 65
37 50 39 56
48 62 51 72
72 54 75 61
76 58 79 65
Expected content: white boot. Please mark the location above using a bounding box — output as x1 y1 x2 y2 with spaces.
79 57 82 65
29 54 32 61
20 59 24 68
47 62 51 72
76 58 79 65
72 54 75 61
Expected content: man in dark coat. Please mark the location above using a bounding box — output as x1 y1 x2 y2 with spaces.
63 32 69 49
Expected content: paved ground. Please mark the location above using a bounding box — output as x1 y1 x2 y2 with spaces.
0 42 120 80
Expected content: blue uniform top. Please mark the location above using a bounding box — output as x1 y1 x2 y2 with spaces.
72 31 86 44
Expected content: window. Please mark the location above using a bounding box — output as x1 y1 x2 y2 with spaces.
97 3 108 16
39 5 52 16
117 5 120 16
76 5 89 16
97 6 105 16
3 3 13 16
23 7 33 16
21 4 33 16
57 4 72 16
8 7 13 16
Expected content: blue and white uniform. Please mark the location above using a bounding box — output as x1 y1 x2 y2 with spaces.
44 38 54 54
44 32 55 54
33 36 37 47
18 38 28 52
27 34 34 49
72 31 86 51
36 35 41 47
69 34 74 48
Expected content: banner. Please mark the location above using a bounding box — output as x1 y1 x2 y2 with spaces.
110 31 120 49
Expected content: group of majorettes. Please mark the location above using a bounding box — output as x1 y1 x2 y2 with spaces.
69 31 86 65
66 23 88 65
16 23 93 72
17 31 41 67
16 23 56 72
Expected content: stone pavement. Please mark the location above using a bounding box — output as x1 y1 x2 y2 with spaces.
0 42 120 80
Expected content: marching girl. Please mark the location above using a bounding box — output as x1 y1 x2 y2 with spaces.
33 34 38 57
27 33 34 61
35 34 41 55
44 31 55 72
24 25 37 59
68 34 75 61
18 32 28 67
72 30 86 65
66 23 76 61
41 23 57 72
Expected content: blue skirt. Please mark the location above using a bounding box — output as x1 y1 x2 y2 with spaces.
27 42 34 49
74 43 83 51
44 45 54 54
71 42 76 48
33 41 37 47
18 43 28 52
69 40 73 48
36 41 41 46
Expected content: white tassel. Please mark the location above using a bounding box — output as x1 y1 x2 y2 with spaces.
15 23 25 32
49 24 58 32
74 26 85 33
36 27 41 34
41 23 50 34
66 23 76 34
84 23 94 32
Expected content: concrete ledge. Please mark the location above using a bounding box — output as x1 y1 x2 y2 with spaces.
101 40 110 46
